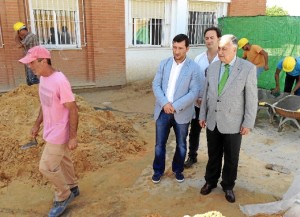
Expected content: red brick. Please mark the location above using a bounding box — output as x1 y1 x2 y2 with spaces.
228 0 266 16
0 0 126 91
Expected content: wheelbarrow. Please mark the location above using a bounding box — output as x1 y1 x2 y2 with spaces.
257 89 288 123
272 95 300 132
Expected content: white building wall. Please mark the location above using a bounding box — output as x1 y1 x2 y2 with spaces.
176 0 188 34
126 46 206 82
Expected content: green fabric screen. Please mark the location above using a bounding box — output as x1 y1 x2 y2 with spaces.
218 16 300 90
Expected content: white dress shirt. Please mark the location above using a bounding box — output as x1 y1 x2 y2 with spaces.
194 51 219 104
166 58 186 103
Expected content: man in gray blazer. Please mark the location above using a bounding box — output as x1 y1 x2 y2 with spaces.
152 34 204 184
199 34 257 203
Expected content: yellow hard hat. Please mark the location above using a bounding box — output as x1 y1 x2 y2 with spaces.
13 22 26 31
238 38 249 49
283 56 296 72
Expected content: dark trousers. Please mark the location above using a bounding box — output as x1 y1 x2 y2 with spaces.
187 106 202 159
284 73 300 95
204 126 242 190
25 65 39 86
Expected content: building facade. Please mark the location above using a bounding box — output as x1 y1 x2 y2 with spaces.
125 0 266 82
0 0 126 92
0 0 265 92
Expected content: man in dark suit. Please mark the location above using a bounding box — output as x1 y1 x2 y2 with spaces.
199 34 258 203
152 34 204 184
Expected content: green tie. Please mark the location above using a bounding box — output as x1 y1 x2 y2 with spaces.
218 64 230 95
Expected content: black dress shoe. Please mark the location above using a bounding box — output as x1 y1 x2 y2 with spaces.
184 157 197 168
200 183 217 195
224 190 235 203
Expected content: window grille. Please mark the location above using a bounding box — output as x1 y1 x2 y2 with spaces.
129 0 171 47
188 1 221 45
26 0 86 49
188 11 216 45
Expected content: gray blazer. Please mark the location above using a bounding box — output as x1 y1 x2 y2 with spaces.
153 57 203 124
199 57 258 133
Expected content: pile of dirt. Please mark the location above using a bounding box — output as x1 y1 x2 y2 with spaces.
0 85 146 187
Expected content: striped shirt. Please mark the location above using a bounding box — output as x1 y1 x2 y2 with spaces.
22 32 39 53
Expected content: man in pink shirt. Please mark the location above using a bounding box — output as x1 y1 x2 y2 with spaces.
19 46 79 217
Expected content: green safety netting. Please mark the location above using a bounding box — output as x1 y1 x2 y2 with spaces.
218 16 300 90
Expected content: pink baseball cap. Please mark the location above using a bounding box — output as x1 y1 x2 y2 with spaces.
19 46 51 64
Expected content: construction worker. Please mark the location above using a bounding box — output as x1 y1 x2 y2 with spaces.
238 38 269 78
13 22 40 85
272 56 300 96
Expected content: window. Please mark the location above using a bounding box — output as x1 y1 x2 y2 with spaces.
188 1 226 45
133 18 162 45
129 0 171 47
188 11 216 45
126 0 229 48
26 0 85 49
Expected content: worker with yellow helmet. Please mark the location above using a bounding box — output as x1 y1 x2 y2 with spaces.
238 38 269 78
13 21 39 85
272 56 300 96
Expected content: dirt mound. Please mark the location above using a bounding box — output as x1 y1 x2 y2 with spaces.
0 85 146 187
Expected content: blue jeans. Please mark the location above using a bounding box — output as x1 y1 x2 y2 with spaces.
256 67 264 78
153 111 189 175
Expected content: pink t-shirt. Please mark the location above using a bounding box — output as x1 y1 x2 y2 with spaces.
39 71 75 145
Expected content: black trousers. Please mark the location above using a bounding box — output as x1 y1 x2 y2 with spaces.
204 126 242 190
25 65 39 86
187 106 202 159
284 73 300 95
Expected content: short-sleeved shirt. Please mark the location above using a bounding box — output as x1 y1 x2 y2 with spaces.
21 32 39 53
243 44 265 67
194 51 219 77
39 71 75 145
277 57 300 77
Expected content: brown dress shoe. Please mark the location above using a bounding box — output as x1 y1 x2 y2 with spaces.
224 190 235 203
200 183 217 195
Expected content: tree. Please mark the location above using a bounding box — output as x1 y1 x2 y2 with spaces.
266 6 289 16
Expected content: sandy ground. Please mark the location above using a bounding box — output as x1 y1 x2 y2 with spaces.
0 80 299 217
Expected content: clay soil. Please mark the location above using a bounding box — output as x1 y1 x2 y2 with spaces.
0 80 295 217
